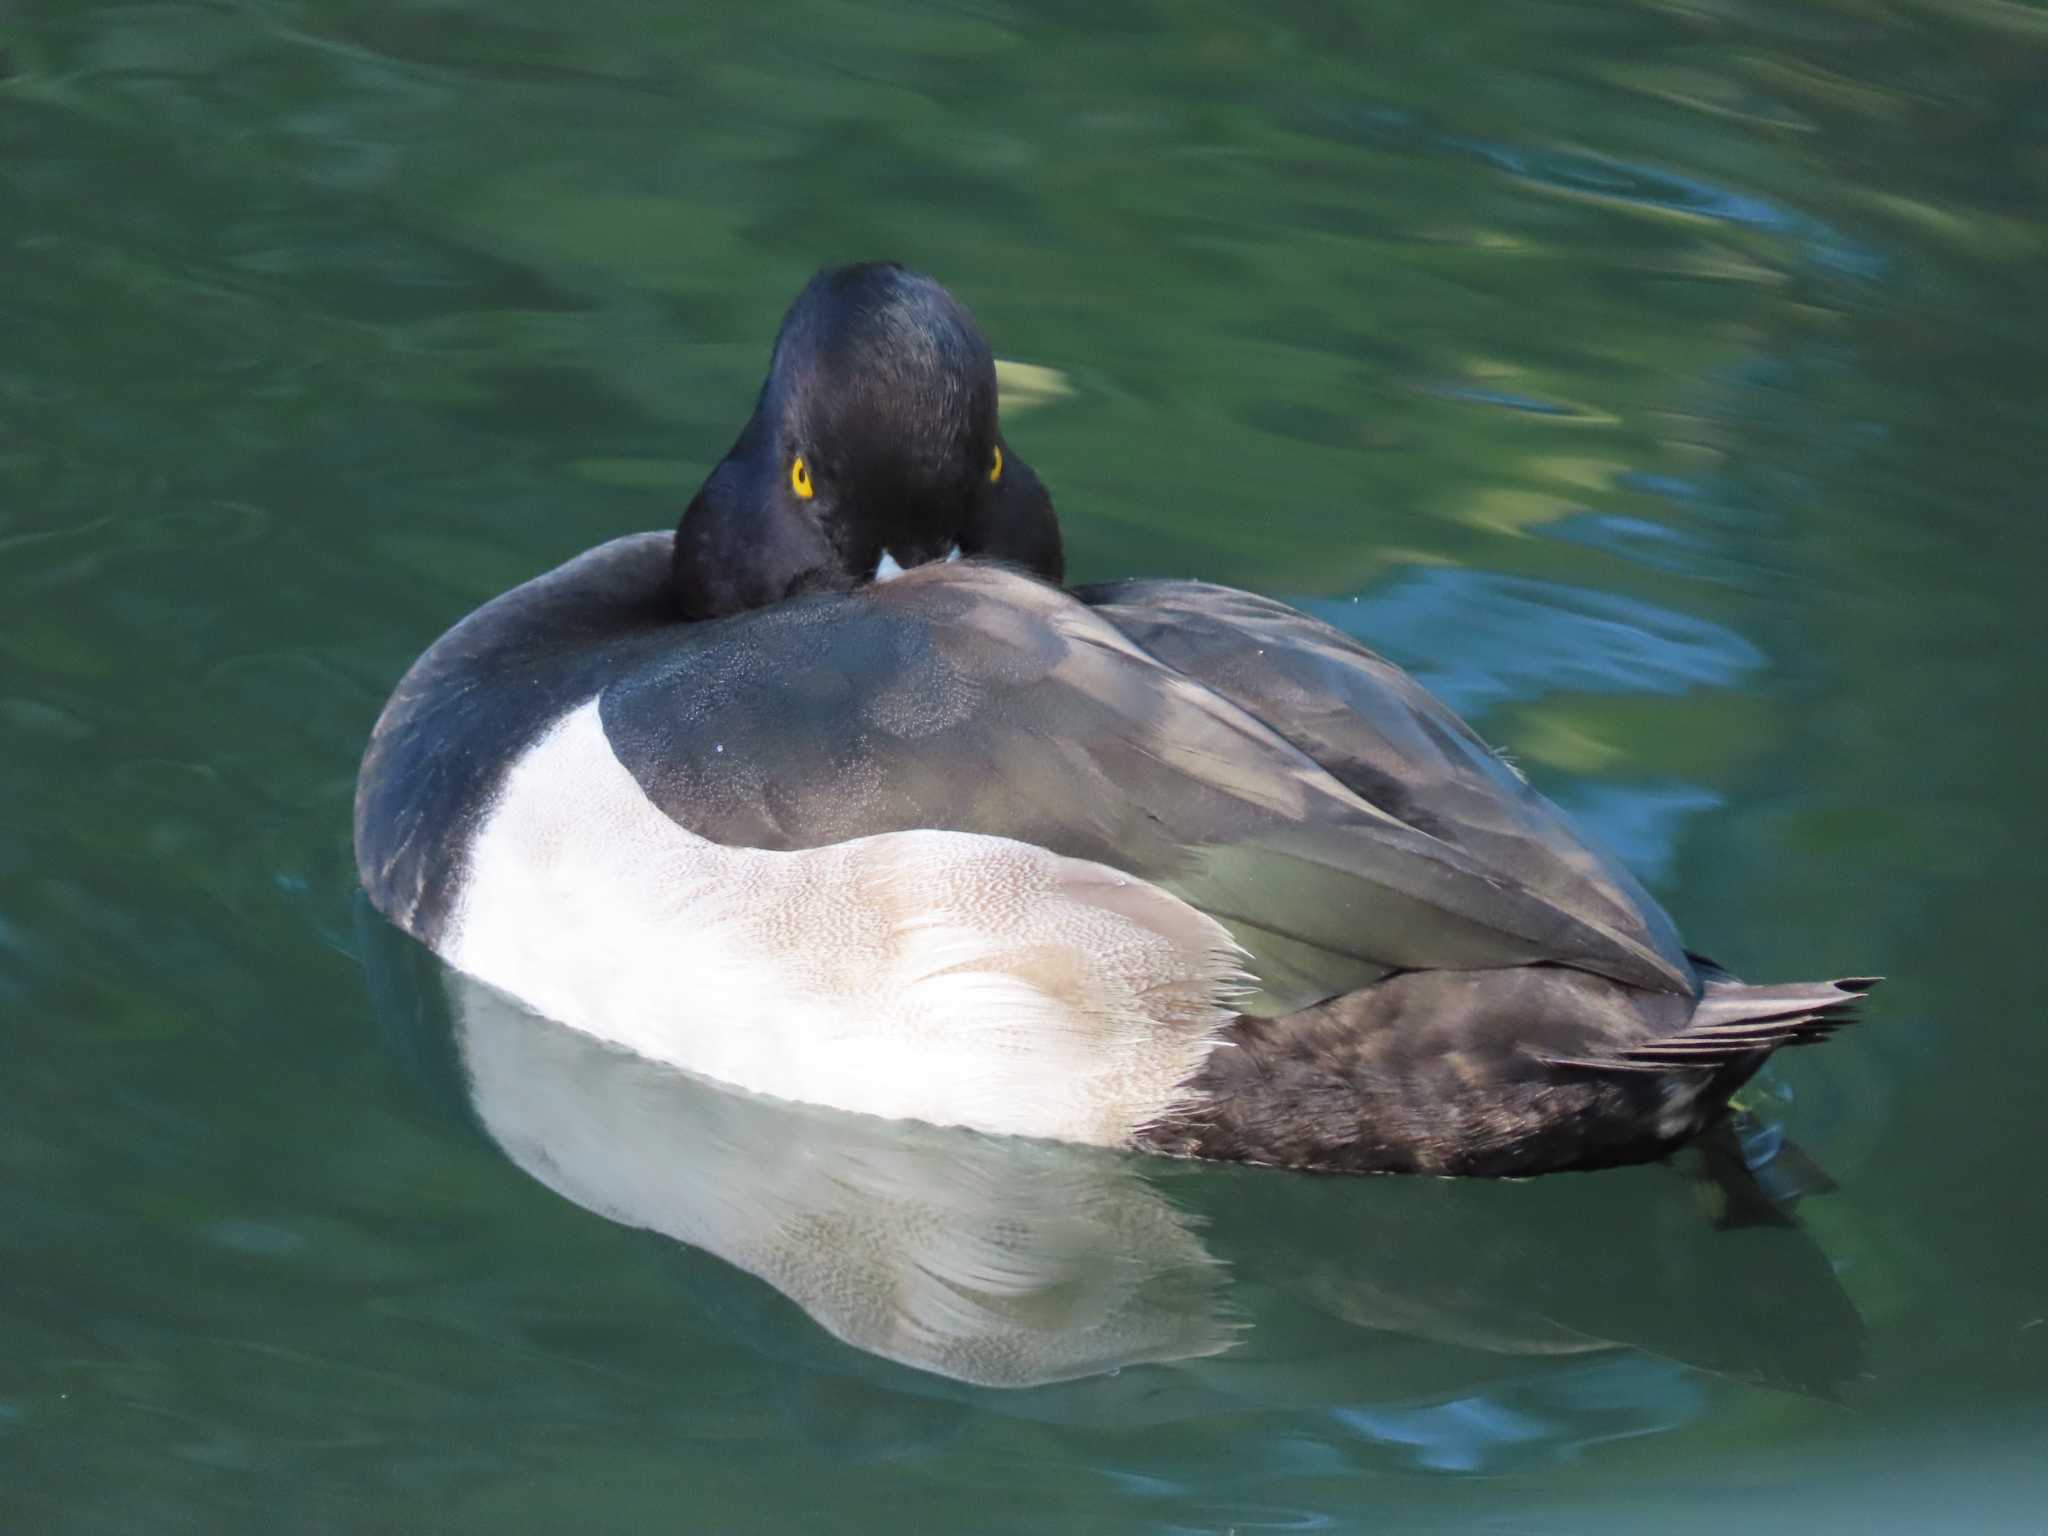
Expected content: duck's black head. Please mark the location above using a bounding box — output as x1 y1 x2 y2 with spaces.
672 263 1063 621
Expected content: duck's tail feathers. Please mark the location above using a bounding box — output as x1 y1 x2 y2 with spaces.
1538 974 1878 1074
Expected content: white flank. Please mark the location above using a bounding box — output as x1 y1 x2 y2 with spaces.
444 699 1242 1145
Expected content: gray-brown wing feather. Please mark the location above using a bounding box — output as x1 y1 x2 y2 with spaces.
1077 577 1693 995
601 564 1691 1012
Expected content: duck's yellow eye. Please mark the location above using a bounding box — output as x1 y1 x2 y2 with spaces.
790 455 814 500
989 444 1004 485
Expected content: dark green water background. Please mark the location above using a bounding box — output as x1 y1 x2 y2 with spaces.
5 1 2046 1530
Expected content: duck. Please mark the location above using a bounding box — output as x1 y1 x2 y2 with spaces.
354 261 1876 1177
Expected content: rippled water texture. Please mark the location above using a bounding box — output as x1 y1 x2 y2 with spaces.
5 1 2046 1530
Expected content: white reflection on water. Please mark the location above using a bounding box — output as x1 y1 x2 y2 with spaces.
452 974 1237 1390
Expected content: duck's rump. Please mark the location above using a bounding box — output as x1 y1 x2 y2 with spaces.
1137 964 1871 1174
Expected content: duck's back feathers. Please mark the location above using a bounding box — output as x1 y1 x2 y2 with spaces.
358 545 1695 1014
598 561 1691 1012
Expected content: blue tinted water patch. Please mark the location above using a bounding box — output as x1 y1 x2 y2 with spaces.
1331 1394 1550 1472
1533 1355 1711 1454
1562 475 1791 586
1329 1355 1705 1472
1620 472 1712 505
1304 568 1765 717
1550 783 1722 886
1454 140 1885 280
1559 513 1700 549
1461 140 1798 231
1101 1470 1187 1497
1291 100 1883 282
1612 471 1771 534
1542 512 1737 582
1429 385 1590 416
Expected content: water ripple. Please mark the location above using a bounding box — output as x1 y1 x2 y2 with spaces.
1306 568 1765 717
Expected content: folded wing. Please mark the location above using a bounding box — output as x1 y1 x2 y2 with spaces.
601 565 1693 1013
1079 577 1694 998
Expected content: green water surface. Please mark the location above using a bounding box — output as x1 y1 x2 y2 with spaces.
4 1 2046 1530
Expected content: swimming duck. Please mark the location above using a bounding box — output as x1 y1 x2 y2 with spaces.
354 262 1874 1176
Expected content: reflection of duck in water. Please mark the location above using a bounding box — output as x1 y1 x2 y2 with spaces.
355 261 1876 1174
451 974 1233 1389
427 954 1862 1402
